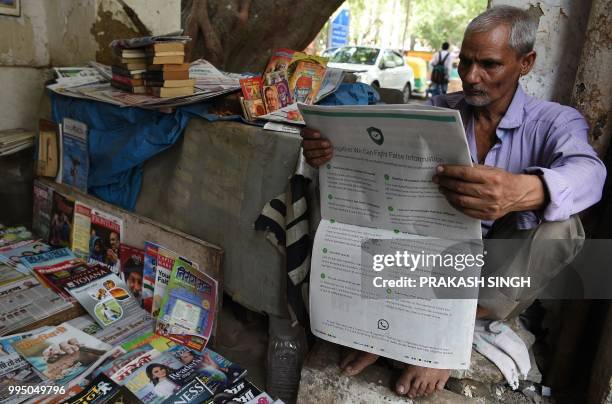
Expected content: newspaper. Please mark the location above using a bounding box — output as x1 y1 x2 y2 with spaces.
299 104 481 369
0 277 72 336
47 59 242 110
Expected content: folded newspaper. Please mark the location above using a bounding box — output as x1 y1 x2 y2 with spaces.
299 103 482 369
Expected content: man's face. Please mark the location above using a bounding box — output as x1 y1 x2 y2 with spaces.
458 25 530 107
127 272 142 294
109 232 119 250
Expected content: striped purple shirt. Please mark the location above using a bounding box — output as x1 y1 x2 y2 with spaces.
430 85 606 235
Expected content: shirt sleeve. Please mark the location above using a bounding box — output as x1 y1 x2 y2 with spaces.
523 108 607 221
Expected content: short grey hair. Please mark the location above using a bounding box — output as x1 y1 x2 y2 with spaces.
465 5 538 55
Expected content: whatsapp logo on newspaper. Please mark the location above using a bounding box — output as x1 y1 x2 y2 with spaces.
367 127 384 145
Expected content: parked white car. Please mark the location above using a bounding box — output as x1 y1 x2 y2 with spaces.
327 46 415 103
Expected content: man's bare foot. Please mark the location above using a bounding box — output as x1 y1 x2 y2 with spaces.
395 365 450 398
339 349 379 376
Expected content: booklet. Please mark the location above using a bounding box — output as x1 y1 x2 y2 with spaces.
11 323 112 386
0 239 51 274
71 201 92 259
61 118 89 192
151 246 196 318
155 258 217 352
120 245 144 303
299 103 482 369
142 242 158 313
88 209 123 275
65 265 143 328
48 191 75 249
32 259 89 302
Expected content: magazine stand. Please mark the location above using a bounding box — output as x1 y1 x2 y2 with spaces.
33 178 224 338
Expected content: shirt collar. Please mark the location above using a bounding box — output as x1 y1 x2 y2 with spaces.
497 84 526 129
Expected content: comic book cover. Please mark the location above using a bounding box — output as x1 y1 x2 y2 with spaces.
120 245 144 303
88 209 123 275
61 118 89 192
263 70 293 113
48 192 75 248
64 265 143 328
11 323 112 386
32 258 89 302
287 53 327 105
0 239 51 274
72 201 92 259
155 258 217 352
142 242 159 313
152 247 196 318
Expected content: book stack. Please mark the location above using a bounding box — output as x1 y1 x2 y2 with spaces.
110 48 147 94
144 42 194 98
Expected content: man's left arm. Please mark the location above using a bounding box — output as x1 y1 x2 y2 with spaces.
522 109 607 221
434 109 606 221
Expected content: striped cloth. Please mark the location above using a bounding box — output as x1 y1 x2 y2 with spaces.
254 151 315 327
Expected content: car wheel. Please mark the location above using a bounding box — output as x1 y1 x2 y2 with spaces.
402 83 412 103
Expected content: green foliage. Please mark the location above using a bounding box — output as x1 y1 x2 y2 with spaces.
412 0 487 49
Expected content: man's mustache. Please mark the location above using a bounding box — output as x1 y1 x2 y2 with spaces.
464 85 488 94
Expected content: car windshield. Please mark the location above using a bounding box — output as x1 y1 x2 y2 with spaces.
330 47 379 65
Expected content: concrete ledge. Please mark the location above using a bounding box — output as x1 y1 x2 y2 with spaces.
297 341 473 403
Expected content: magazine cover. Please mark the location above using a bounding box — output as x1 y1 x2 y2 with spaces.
11 323 112 385
48 192 75 248
32 182 53 241
72 201 92 258
120 331 175 353
263 48 295 75
205 379 263 404
0 263 28 287
61 118 89 192
65 266 143 328
287 54 327 105
142 242 159 313
0 239 51 274
239 77 266 118
0 226 33 248
64 373 140 404
152 247 196 318
155 258 217 352
19 247 76 273
120 245 144 303
88 209 123 275
32 258 89 301
164 345 246 393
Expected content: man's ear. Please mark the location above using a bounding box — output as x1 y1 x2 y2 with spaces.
520 50 536 75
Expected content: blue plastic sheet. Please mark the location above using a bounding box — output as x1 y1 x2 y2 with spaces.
50 83 376 210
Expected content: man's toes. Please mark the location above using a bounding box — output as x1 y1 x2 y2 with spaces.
435 378 446 391
395 369 414 395
344 352 378 375
407 380 422 398
425 381 436 396
416 380 428 397
339 350 358 370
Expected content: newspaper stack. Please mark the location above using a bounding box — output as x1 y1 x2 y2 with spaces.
0 129 36 156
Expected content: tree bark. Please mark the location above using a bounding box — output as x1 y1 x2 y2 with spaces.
182 0 344 72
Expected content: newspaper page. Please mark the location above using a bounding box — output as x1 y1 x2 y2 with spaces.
299 104 481 369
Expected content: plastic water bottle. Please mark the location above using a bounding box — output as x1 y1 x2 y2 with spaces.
266 316 305 403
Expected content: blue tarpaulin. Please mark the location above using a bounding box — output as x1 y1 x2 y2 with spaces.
50 83 377 210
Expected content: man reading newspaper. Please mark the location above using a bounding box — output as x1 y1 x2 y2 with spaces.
301 6 606 399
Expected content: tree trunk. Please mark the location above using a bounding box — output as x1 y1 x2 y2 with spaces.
182 0 344 73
